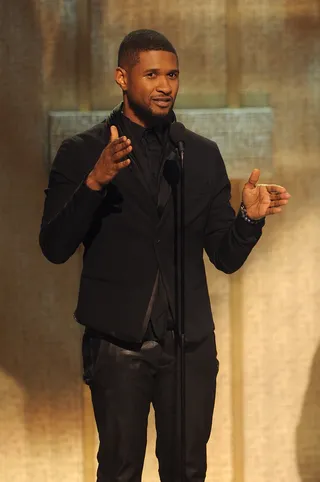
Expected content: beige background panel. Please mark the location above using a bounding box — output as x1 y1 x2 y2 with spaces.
0 375 27 482
90 0 227 108
240 1 320 481
242 212 320 482
0 1 83 481
205 262 232 482
48 108 273 177
37 0 78 108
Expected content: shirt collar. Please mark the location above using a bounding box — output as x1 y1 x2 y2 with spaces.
121 113 168 144
121 114 145 144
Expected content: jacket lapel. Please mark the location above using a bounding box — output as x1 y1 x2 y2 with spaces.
116 158 159 221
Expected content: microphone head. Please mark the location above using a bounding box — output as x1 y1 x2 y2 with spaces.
169 122 186 147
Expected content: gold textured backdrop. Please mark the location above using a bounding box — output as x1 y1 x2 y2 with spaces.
0 1 319 481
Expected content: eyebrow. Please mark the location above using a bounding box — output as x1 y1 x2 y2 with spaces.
142 68 180 74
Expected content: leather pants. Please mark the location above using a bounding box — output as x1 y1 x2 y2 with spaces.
82 330 219 482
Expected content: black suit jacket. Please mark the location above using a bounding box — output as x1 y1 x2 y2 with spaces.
40 105 264 343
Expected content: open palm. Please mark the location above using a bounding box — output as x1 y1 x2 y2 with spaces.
242 169 291 220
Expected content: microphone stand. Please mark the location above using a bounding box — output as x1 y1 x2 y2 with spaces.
174 141 186 482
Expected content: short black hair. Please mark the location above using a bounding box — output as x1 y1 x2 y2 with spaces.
118 29 177 69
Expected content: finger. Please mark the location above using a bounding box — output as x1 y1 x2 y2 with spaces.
269 199 289 208
245 168 260 189
270 192 291 201
107 137 130 157
114 158 131 171
269 193 285 201
110 125 119 142
263 184 287 193
266 207 282 216
109 135 127 150
112 138 131 155
113 144 133 162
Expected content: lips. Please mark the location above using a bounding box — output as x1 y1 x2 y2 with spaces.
152 98 172 107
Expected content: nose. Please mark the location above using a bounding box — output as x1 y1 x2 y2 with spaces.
156 76 172 95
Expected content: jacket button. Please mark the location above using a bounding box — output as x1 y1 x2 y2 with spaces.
156 239 160 244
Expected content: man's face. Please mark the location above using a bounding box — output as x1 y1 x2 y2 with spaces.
118 50 180 122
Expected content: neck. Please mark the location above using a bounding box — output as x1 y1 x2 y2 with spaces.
122 99 147 127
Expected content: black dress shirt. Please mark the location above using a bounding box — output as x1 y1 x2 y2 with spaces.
121 114 174 341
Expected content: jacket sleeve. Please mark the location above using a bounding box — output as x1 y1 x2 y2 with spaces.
39 137 105 264
204 147 265 274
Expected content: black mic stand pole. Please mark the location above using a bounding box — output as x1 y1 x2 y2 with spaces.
175 141 186 482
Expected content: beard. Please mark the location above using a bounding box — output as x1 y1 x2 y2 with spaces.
125 93 175 127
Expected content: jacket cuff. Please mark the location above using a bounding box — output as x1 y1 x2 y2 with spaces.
71 179 107 215
81 178 108 198
233 209 265 242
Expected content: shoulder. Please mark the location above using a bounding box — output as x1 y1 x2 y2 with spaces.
51 121 109 178
184 128 227 175
68 121 109 150
185 129 219 152
56 121 109 158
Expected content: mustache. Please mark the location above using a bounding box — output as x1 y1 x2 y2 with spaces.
151 96 173 100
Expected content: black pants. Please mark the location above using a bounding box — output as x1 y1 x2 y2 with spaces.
82 330 219 482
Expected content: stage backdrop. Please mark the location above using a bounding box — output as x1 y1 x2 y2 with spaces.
0 1 320 482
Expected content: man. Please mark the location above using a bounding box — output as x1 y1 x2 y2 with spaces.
40 30 290 482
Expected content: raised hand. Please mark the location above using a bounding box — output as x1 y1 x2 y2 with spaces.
242 169 291 220
86 125 132 191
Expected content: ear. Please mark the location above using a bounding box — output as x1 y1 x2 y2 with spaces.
115 67 128 92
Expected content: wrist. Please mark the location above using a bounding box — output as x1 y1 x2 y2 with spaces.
240 202 265 224
86 171 107 191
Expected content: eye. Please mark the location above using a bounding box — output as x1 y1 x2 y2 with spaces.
168 72 178 79
146 72 156 78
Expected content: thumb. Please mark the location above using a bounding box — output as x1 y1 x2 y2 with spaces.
245 168 260 189
110 125 119 142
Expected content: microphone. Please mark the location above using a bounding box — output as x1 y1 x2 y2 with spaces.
169 122 186 158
